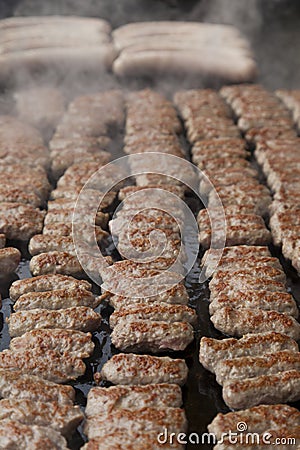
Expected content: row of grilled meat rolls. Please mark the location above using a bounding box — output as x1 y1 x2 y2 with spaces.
175 88 300 446
222 84 300 279
0 112 50 278
28 89 124 278
82 90 197 449
0 90 125 449
0 91 80 448
269 88 300 276
0 88 68 323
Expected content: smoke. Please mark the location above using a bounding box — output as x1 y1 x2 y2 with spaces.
14 0 181 26
190 0 300 90
1 0 300 96
191 0 263 35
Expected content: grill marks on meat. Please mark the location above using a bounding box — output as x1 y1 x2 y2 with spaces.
29 235 77 256
82 438 184 450
211 307 300 340
98 353 188 386
222 86 300 273
111 320 194 353
203 245 271 263
209 275 287 299
211 266 286 284
42 222 108 243
47 192 116 212
29 251 110 278
175 90 271 253
51 148 111 179
209 185 271 216
276 89 300 128
7 306 101 337
9 329 95 359
116 228 185 266
84 406 188 442
9 274 91 301
223 370 300 410
0 247 21 275
107 283 189 309
101 260 183 282
0 169 50 196
0 369 75 405
0 121 49 263
44 208 109 228
0 399 83 437
52 91 123 151
101 261 186 299
110 304 197 328
0 186 42 208
0 116 50 169
205 254 283 273
199 333 298 373
193 146 248 169
200 214 271 249
29 251 85 277
13 287 99 311
270 209 300 246
0 202 45 240
208 404 300 439
214 350 300 385
0 348 86 383
0 419 68 450
85 384 182 416
25 91 124 284
209 290 298 317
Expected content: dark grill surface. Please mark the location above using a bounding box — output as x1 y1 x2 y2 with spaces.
0 148 299 450
0 2 300 448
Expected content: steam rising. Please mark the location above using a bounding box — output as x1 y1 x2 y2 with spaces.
0 0 298 102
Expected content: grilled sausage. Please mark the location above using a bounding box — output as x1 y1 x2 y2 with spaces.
111 320 194 353
110 303 197 328
84 406 187 440
223 370 300 409
10 274 91 301
0 420 68 450
0 248 21 275
208 404 300 439
0 348 86 383
13 287 99 311
0 399 83 437
98 353 188 386
0 368 75 404
215 351 300 385
211 307 300 340
7 306 101 337
199 332 298 373
209 290 298 318
10 328 95 358
85 384 182 417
